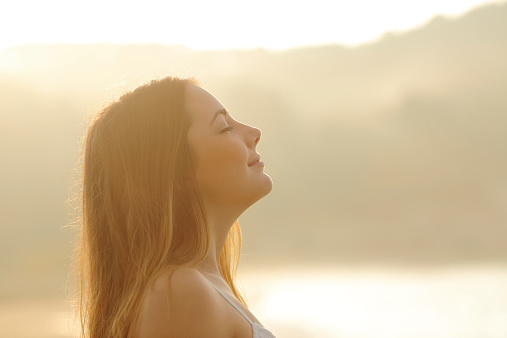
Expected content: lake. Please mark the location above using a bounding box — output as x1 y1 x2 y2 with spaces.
240 264 507 338
1 264 506 337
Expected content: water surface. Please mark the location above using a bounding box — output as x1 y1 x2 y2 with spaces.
2 264 506 337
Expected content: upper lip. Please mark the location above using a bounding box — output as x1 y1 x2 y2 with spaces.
248 154 260 166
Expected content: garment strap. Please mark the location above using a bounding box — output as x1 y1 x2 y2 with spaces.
207 280 254 325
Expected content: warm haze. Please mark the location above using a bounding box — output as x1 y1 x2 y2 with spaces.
1 2 507 337
0 0 505 51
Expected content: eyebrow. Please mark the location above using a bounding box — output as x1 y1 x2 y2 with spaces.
209 108 227 126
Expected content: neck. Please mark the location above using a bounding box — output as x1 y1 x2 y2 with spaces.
195 230 226 278
194 207 239 279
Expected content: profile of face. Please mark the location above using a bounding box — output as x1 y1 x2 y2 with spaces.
185 84 273 213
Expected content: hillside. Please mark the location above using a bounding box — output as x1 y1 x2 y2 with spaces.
0 1 506 297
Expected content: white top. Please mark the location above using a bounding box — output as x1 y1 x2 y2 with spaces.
207 280 276 338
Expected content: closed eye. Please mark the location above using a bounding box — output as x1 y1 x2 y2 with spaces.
220 126 234 133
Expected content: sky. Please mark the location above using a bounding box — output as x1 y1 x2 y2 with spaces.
1 0 504 51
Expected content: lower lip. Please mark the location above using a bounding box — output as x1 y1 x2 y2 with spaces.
249 161 264 167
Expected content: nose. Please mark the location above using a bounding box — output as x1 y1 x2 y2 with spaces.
248 125 261 147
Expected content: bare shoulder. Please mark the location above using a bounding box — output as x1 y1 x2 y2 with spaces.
135 267 231 338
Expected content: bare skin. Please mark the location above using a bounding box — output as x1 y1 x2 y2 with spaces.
135 84 272 337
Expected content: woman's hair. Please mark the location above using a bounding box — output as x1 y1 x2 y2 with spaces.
72 76 245 337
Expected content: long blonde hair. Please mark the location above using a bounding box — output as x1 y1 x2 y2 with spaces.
72 76 245 337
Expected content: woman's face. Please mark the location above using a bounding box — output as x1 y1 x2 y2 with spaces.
185 84 272 212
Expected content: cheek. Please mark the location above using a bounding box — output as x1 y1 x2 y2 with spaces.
195 141 246 187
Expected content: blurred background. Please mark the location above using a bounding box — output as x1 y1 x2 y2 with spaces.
1 0 506 337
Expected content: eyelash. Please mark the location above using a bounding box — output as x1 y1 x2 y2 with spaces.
221 126 233 133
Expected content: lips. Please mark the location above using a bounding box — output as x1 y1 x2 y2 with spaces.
248 154 261 166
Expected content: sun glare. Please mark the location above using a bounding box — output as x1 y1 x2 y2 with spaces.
1 0 503 51
241 267 507 337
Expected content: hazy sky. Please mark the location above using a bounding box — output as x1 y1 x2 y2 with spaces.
1 0 504 51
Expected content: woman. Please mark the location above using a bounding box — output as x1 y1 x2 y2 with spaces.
74 76 276 337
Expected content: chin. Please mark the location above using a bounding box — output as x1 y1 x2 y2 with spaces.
255 173 273 201
240 175 273 210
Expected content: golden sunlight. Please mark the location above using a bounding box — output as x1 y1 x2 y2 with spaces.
241 266 507 337
0 0 503 51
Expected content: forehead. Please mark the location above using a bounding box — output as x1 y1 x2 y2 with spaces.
185 84 225 126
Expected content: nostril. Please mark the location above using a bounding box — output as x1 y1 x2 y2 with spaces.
247 126 261 147
253 127 261 145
